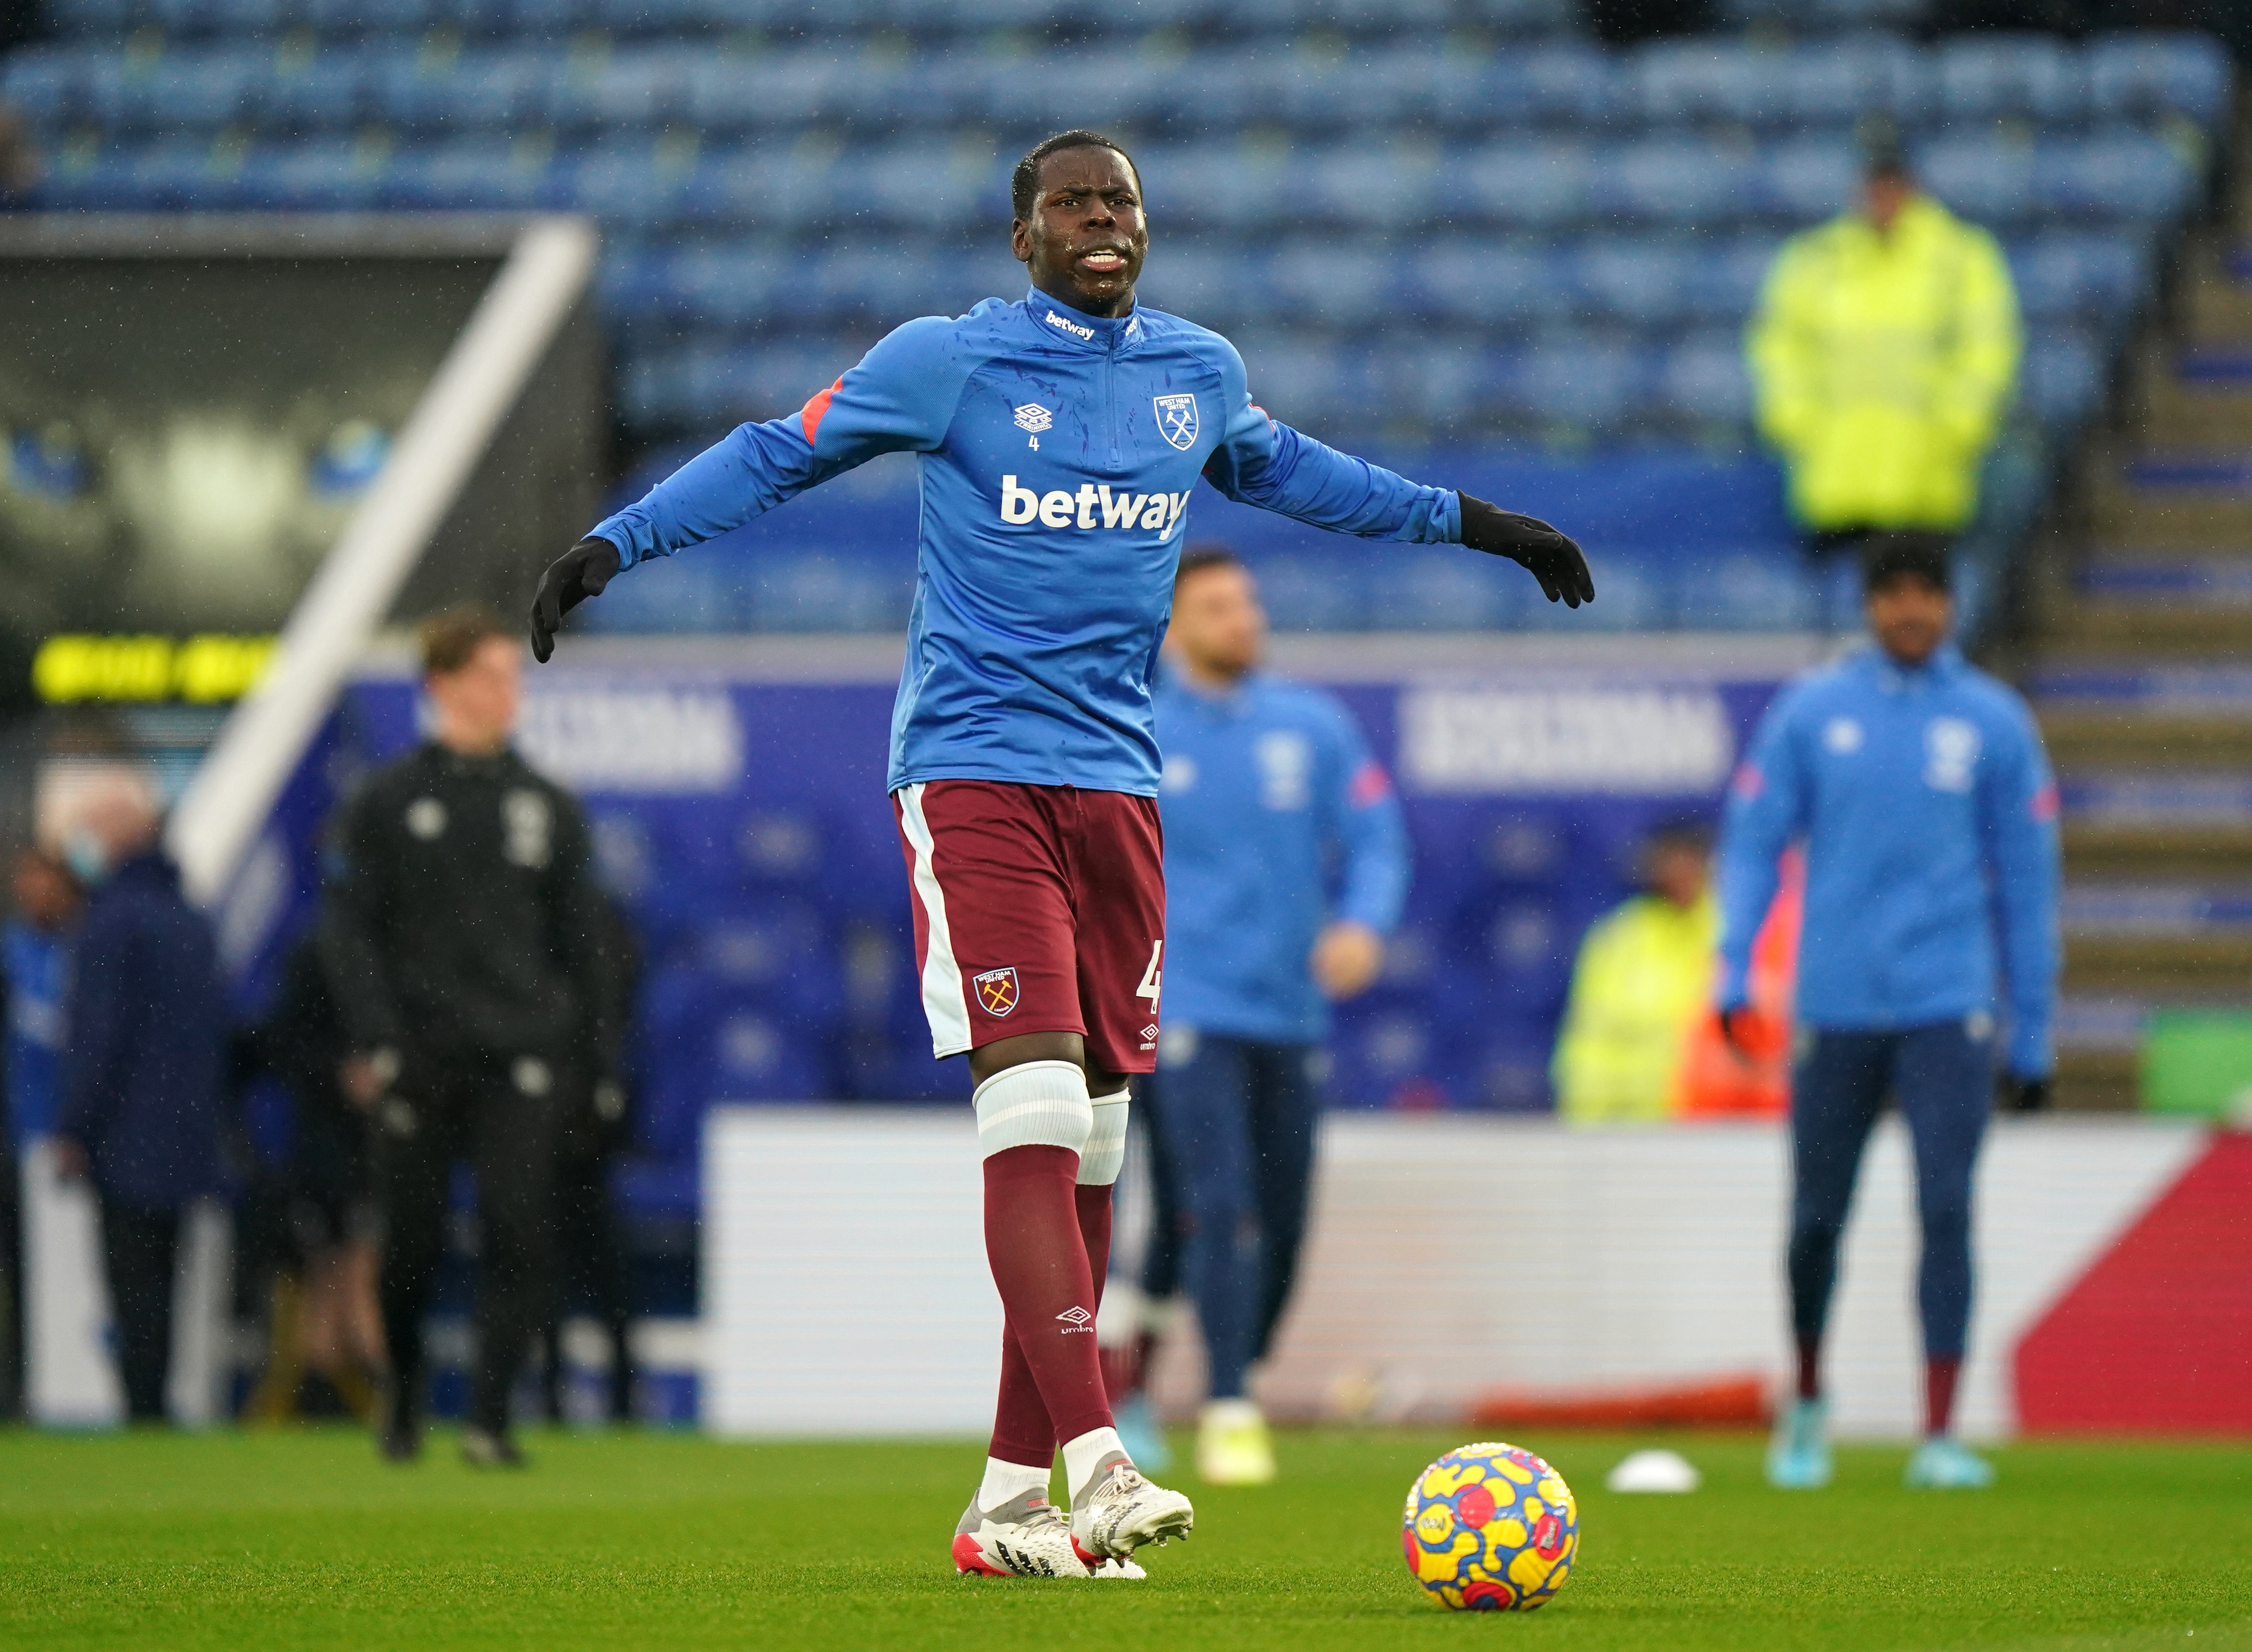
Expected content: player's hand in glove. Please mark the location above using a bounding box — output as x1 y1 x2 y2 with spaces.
1458 493 1594 608
2000 1073 2051 1114
529 536 623 663
1717 1004 1759 1061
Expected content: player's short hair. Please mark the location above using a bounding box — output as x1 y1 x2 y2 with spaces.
419 603 514 677
1641 816 1713 859
1174 544 1244 595
1862 533 1952 596
1011 129 1140 224
1860 117 1910 181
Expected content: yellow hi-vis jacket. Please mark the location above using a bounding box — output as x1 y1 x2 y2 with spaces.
1747 193 2021 534
1551 890 1718 1125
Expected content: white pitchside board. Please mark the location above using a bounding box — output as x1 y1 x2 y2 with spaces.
702 1109 2205 1442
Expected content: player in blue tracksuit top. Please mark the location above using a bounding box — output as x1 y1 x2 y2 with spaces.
1715 536 2058 1493
1103 548 1408 1483
529 129 1592 1576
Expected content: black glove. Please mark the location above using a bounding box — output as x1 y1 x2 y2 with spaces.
1717 1004 1759 1060
1458 492 1594 608
529 536 623 663
2001 1073 2051 1115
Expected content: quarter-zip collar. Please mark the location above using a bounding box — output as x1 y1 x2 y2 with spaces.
1024 288 1142 355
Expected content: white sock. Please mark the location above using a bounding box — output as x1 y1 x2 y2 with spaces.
1062 1426 1128 1502
978 1456 1053 1510
1202 1397 1263 1427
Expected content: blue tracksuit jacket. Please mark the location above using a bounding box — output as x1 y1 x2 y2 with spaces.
1716 643 2061 1077
3 921 68 1148
590 289 1461 796
1155 670 1410 1044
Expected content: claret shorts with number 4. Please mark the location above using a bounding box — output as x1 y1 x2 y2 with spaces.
893 780 1166 1074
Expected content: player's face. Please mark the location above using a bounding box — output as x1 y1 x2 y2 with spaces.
1863 172 1911 234
1168 562 1265 681
10 848 77 930
1647 842 1709 910
1865 574 1951 668
426 635 524 754
1012 147 1147 319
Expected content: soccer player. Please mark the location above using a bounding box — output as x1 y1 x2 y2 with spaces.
1715 536 2058 1491
529 129 1592 1575
1124 547 1409 1485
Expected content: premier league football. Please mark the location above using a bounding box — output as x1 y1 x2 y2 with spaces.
0 0 2246 1645
1404 1442 1580 1611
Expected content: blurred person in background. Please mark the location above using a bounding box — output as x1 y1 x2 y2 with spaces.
1551 820 1717 1125
1749 128 2021 561
3 847 82 1418
322 606 615 1468
1104 549 1408 1485
51 767 227 1425
1717 537 2058 1492
241 931 387 1422
538 893 640 1427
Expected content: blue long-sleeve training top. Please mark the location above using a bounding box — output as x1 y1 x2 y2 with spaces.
1715 643 2061 1076
1154 669 1410 1044
589 289 1461 796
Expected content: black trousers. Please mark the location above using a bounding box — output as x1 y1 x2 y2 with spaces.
99 1201 180 1422
540 1145 633 1422
0 1147 22 1420
375 1057 557 1435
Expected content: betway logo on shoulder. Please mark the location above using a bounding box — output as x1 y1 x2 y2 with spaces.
1001 474 1190 533
1044 308 1095 340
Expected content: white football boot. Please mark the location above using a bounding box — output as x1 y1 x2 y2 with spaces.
952 1485 1086 1579
1070 1451 1195 1563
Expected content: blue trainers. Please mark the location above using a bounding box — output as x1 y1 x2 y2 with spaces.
1112 1392 1171 1475
1766 1397 1833 1489
1905 1437 1995 1489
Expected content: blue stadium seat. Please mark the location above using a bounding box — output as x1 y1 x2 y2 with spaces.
745 554 915 631
1784 35 1930 127
1131 238 1250 332
1630 42 1799 129
644 241 797 325
115 137 244 208
857 140 996 231
1410 240 1573 329
2087 31 2233 133
117 48 266 132
677 140 842 229
2020 327 2104 432
1230 337 1378 436
0 50 79 132
1376 338 1505 432
683 50 850 134
1266 46 1425 134
1268 242 1390 330
1935 34 2087 126
1493 332 1650 434
1361 548 1520 631
2034 132 2197 224
1670 549 1819 631
303 0 431 35
259 50 386 132
207 0 289 34
1452 139 1593 230
368 48 559 132
1657 332 1754 427
1915 132 2036 226
1686 234 1783 325
504 0 603 40
1485 43 1615 129
1588 139 1756 226
1756 134 1857 224
1463 0 1577 36
1242 548 1377 633
1141 48 1258 135
1571 236 1695 328
1518 539 1662 630
561 141 699 226
981 45 1164 134
381 137 562 208
238 136 391 208
2008 232 2154 328
547 48 693 132
1304 145 1439 231
1139 140 1293 233
1715 0 1927 28
44 0 135 38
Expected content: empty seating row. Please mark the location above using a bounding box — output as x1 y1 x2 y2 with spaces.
26 130 2202 229
615 325 2102 437
5 34 2229 140
597 230 2150 335
38 0 1581 44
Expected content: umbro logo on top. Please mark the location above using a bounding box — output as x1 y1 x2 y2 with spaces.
1013 404 1053 433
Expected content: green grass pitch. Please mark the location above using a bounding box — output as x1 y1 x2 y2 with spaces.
1 1426 2247 1651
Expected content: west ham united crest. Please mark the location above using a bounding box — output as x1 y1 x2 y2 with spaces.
1153 393 1198 451
973 966 1021 1017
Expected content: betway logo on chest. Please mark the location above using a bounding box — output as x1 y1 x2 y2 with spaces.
1001 475 1191 533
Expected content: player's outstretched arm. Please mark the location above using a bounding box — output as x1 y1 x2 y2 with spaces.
1457 493 1595 609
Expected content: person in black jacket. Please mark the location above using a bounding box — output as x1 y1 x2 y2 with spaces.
321 606 614 1467
52 767 227 1424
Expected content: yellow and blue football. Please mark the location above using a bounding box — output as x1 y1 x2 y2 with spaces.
1401 1440 1579 1611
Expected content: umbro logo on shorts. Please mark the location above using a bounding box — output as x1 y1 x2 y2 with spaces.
973 966 1020 1017
1056 1306 1095 1333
